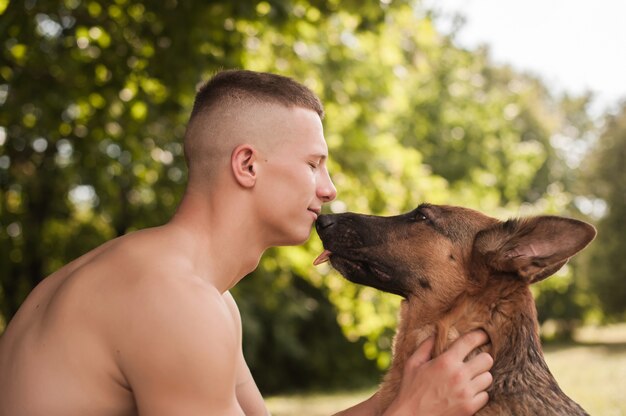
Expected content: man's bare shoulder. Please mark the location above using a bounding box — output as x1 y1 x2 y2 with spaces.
98 229 238 343
117 270 238 352
35 224 240 364
105 247 244 413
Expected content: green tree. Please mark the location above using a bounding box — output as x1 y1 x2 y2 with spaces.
581 103 626 319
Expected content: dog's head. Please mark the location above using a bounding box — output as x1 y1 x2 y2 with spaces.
315 203 596 309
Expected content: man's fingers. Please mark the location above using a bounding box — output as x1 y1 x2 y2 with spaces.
470 391 490 412
448 329 490 360
406 337 435 369
466 351 494 376
471 369 493 392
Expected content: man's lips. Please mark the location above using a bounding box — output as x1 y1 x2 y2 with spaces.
313 249 332 265
308 208 321 220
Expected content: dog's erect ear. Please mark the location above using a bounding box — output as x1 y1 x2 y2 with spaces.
474 216 596 284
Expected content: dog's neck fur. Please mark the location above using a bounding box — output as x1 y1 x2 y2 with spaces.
378 281 588 415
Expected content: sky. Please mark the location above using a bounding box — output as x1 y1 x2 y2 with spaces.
425 0 626 117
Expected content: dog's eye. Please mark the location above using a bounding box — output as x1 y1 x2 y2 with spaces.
415 211 428 222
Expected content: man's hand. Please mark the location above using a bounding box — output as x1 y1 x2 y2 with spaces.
384 330 493 416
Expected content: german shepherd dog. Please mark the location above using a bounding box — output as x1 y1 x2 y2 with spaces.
314 203 595 415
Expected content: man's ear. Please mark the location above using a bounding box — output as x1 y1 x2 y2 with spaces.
474 216 596 284
231 144 258 188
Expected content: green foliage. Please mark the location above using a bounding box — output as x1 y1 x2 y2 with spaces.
0 0 611 392
580 104 626 319
532 265 587 341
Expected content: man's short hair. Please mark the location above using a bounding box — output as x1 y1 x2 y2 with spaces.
183 69 324 183
190 69 324 121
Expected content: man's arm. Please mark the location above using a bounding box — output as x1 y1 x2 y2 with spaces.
336 331 493 416
116 277 244 415
333 392 380 415
223 292 270 416
235 356 269 416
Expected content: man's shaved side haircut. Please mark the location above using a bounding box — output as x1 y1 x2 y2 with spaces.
183 70 324 183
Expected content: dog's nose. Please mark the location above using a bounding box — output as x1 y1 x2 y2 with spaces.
316 214 336 230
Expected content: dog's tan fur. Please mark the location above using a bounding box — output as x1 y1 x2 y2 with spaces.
315 204 595 415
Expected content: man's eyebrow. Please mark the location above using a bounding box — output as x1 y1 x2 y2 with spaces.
310 153 328 160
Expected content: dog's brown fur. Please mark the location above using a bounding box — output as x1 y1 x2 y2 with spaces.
315 203 596 415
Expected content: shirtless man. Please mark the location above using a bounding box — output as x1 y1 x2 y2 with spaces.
0 70 493 415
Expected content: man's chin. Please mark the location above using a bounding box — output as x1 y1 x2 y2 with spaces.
266 233 308 248
286 227 314 246
268 222 314 247
285 234 310 246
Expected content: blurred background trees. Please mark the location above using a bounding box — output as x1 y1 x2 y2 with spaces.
580 106 626 320
1 0 623 392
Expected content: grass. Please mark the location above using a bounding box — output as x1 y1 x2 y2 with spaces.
266 324 626 416
543 324 626 416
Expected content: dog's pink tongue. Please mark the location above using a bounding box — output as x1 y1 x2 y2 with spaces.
313 250 332 266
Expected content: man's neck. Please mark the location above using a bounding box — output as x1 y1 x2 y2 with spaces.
167 188 267 293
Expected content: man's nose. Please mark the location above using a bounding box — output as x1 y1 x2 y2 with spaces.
318 171 337 203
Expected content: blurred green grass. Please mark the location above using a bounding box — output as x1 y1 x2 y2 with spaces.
266 324 626 416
